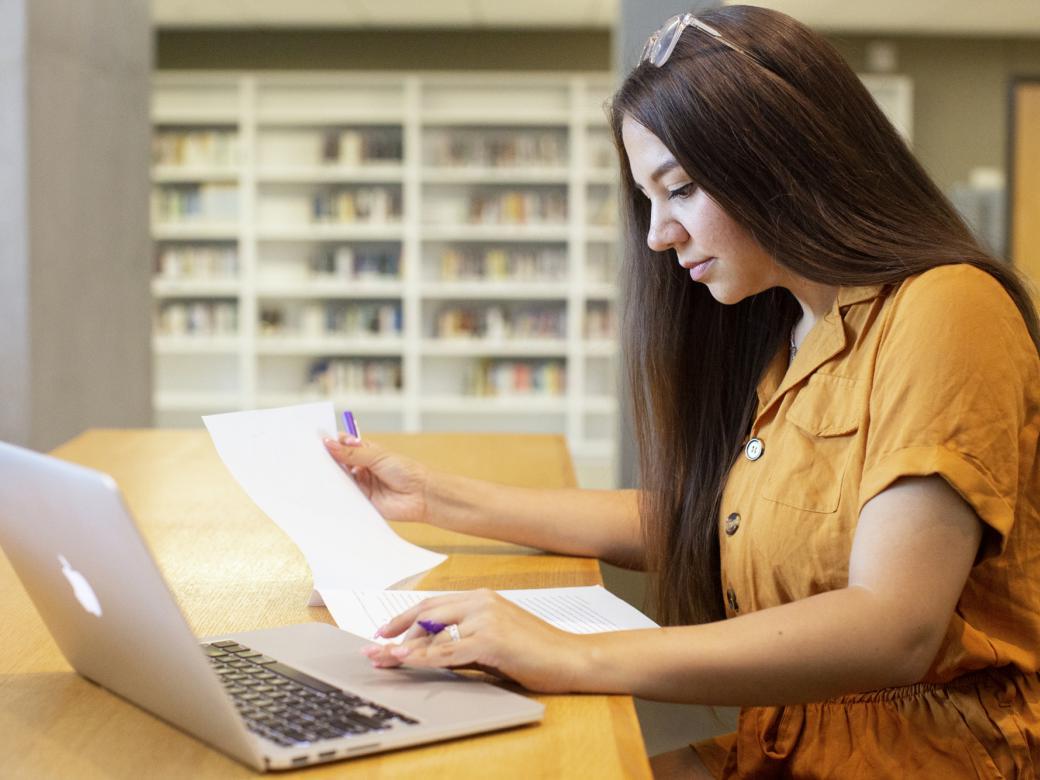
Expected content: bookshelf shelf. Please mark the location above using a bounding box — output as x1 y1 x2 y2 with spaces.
154 223 239 240
420 338 569 357
256 224 404 241
255 281 405 299
152 279 241 297
421 167 570 184
420 396 569 414
256 165 406 183
255 393 406 411
421 282 569 300
255 337 405 356
421 110 572 126
153 166 241 182
422 224 571 242
152 71 621 482
256 110 406 125
584 282 618 300
583 340 617 358
153 336 240 354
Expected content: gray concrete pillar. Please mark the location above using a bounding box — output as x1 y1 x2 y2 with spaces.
0 0 153 450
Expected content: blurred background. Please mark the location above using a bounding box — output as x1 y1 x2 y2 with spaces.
3 0 1039 756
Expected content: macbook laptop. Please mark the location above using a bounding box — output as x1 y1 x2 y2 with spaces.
0 441 543 771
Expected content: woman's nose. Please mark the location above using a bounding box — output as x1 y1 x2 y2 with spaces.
646 209 685 252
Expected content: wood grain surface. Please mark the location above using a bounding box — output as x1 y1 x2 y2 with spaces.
0 429 650 779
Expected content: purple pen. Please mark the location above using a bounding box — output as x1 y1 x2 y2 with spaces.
418 619 446 635
342 410 359 439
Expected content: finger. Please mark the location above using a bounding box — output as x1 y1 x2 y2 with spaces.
395 636 481 669
322 436 378 468
377 595 470 638
362 624 442 667
361 641 408 668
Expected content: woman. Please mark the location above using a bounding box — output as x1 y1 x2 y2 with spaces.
324 6 1040 776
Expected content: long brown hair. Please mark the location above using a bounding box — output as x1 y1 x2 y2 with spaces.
610 5 1040 627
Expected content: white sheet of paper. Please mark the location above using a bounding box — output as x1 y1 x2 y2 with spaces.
320 585 659 643
203 402 446 604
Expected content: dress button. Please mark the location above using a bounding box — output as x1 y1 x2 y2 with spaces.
724 512 741 536
745 438 764 461
726 588 740 613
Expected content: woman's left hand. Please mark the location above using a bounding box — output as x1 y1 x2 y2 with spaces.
360 589 589 694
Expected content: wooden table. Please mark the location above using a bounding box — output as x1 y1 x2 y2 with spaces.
0 430 651 779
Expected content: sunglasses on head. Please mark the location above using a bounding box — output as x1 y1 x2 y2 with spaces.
640 12 768 70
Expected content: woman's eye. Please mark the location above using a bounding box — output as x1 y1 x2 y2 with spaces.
668 183 696 200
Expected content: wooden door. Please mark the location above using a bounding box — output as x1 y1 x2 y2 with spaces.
1010 79 1040 286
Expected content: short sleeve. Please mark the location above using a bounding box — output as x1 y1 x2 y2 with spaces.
858 265 1038 560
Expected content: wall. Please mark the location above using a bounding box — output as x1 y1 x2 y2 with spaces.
156 29 611 71
832 35 1040 193
0 0 153 451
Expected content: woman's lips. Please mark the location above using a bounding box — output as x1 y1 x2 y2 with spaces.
687 257 715 281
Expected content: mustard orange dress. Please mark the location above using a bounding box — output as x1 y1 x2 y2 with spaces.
694 265 1040 777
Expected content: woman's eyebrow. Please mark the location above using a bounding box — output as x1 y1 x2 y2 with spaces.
650 159 681 182
633 158 682 193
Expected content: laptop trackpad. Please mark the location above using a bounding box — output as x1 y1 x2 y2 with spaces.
216 622 543 729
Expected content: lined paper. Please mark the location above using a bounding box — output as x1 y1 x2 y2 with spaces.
321 585 659 643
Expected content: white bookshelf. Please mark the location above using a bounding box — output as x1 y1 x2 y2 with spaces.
151 71 621 486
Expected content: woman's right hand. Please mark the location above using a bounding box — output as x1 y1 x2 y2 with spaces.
323 434 431 524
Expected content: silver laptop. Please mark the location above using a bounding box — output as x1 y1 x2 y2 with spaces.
0 441 543 771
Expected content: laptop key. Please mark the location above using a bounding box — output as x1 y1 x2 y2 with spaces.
212 642 417 745
265 662 337 693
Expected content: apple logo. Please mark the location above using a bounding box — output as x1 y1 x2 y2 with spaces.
58 555 103 618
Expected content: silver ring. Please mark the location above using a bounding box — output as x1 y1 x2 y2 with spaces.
446 624 461 643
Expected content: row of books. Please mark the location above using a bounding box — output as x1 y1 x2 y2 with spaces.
437 246 567 282
424 129 567 168
308 246 401 280
156 245 238 279
434 304 565 340
312 188 402 224
153 184 239 223
318 128 403 166
585 303 616 340
156 301 238 337
466 359 566 397
152 128 610 171
305 358 403 396
153 130 238 168
587 131 616 170
259 303 402 338
587 190 618 226
420 189 568 226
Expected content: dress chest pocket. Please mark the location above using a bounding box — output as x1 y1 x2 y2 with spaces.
761 373 864 514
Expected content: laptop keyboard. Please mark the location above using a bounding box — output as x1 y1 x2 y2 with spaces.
202 640 418 748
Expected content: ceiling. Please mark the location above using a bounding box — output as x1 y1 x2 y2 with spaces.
152 0 1040 37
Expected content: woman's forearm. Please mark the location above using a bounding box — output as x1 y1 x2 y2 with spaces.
425 474 644 568
572 585 942 705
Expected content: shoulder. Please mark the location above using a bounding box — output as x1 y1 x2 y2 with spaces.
873 264 1038 385
883 263 1029 342
889 263 1015 316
